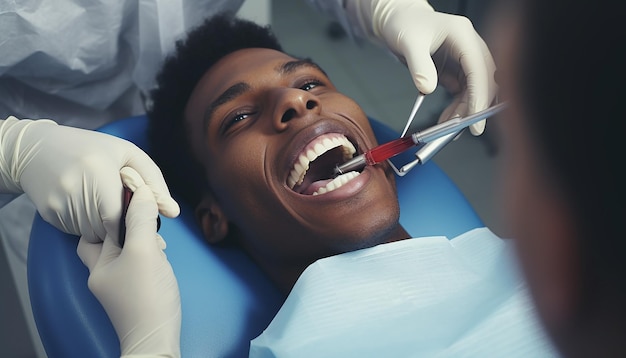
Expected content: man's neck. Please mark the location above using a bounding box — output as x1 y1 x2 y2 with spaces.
271 225 411 295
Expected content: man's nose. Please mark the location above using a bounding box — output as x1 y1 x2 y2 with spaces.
270 88 321 131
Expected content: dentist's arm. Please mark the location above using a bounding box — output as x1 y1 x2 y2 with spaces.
308 0 497 135
0 116 179 243
77 167 181 358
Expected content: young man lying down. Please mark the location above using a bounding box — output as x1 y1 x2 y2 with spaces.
78 13 557 357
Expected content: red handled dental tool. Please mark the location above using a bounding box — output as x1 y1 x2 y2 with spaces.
333 102 507 176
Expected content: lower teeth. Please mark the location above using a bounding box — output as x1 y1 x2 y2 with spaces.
313 171 360 196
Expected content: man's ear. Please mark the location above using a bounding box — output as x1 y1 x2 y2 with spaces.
195 193 229 244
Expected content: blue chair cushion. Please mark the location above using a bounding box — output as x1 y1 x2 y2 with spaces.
28 115 482 357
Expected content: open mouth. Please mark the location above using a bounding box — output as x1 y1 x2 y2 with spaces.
287 133 361 196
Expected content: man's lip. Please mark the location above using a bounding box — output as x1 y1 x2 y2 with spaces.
282 120 364 183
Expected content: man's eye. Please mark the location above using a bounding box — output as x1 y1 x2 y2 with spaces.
232 113 249 123
300 80 323 91
224 112 252 131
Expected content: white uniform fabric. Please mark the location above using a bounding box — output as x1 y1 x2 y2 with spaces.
0 0 245 129
250 228 558 357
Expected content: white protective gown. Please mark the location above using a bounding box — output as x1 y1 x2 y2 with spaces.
250 228 558 357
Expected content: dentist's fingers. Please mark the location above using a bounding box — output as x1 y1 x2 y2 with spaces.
443 29 495 116
119 167 162 252
92 234 123 269
120 166 146 193
455 37 497 135
438 93 468 125
124 152 180 218
401 42 439 95
77 237 103 272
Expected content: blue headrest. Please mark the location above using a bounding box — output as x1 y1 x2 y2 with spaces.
28 115 482 357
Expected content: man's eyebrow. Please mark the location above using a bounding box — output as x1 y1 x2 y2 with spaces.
277 58 328 77
203 82 251 130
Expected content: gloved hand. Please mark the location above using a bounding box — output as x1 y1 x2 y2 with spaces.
77 167 181 358
0 116 180 243
345 0 497 135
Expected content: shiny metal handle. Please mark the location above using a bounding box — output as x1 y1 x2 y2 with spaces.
412 102 507 144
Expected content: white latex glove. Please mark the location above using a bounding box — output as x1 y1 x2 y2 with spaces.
0 116 180 243
77 167 181 358
345 0 497 135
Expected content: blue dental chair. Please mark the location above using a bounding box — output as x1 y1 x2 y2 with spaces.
28 115 483 358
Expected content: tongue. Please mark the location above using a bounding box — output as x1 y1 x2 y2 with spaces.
301 179 333 195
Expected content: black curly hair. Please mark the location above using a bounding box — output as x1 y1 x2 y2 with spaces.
147 13 282 209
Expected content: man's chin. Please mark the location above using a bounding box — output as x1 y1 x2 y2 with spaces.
325 215 404 254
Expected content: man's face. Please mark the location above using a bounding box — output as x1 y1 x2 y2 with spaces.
185 48 403 269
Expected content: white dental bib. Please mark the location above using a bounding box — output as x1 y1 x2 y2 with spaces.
250 228 557 357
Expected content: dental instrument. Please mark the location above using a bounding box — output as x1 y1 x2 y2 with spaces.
398 93 463 176
333 102 507 176
119 186 133 247
119 186 161 247
400 93 426 138
391 130 461 175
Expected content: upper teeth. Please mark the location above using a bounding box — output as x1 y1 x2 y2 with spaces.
287 133 356 189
